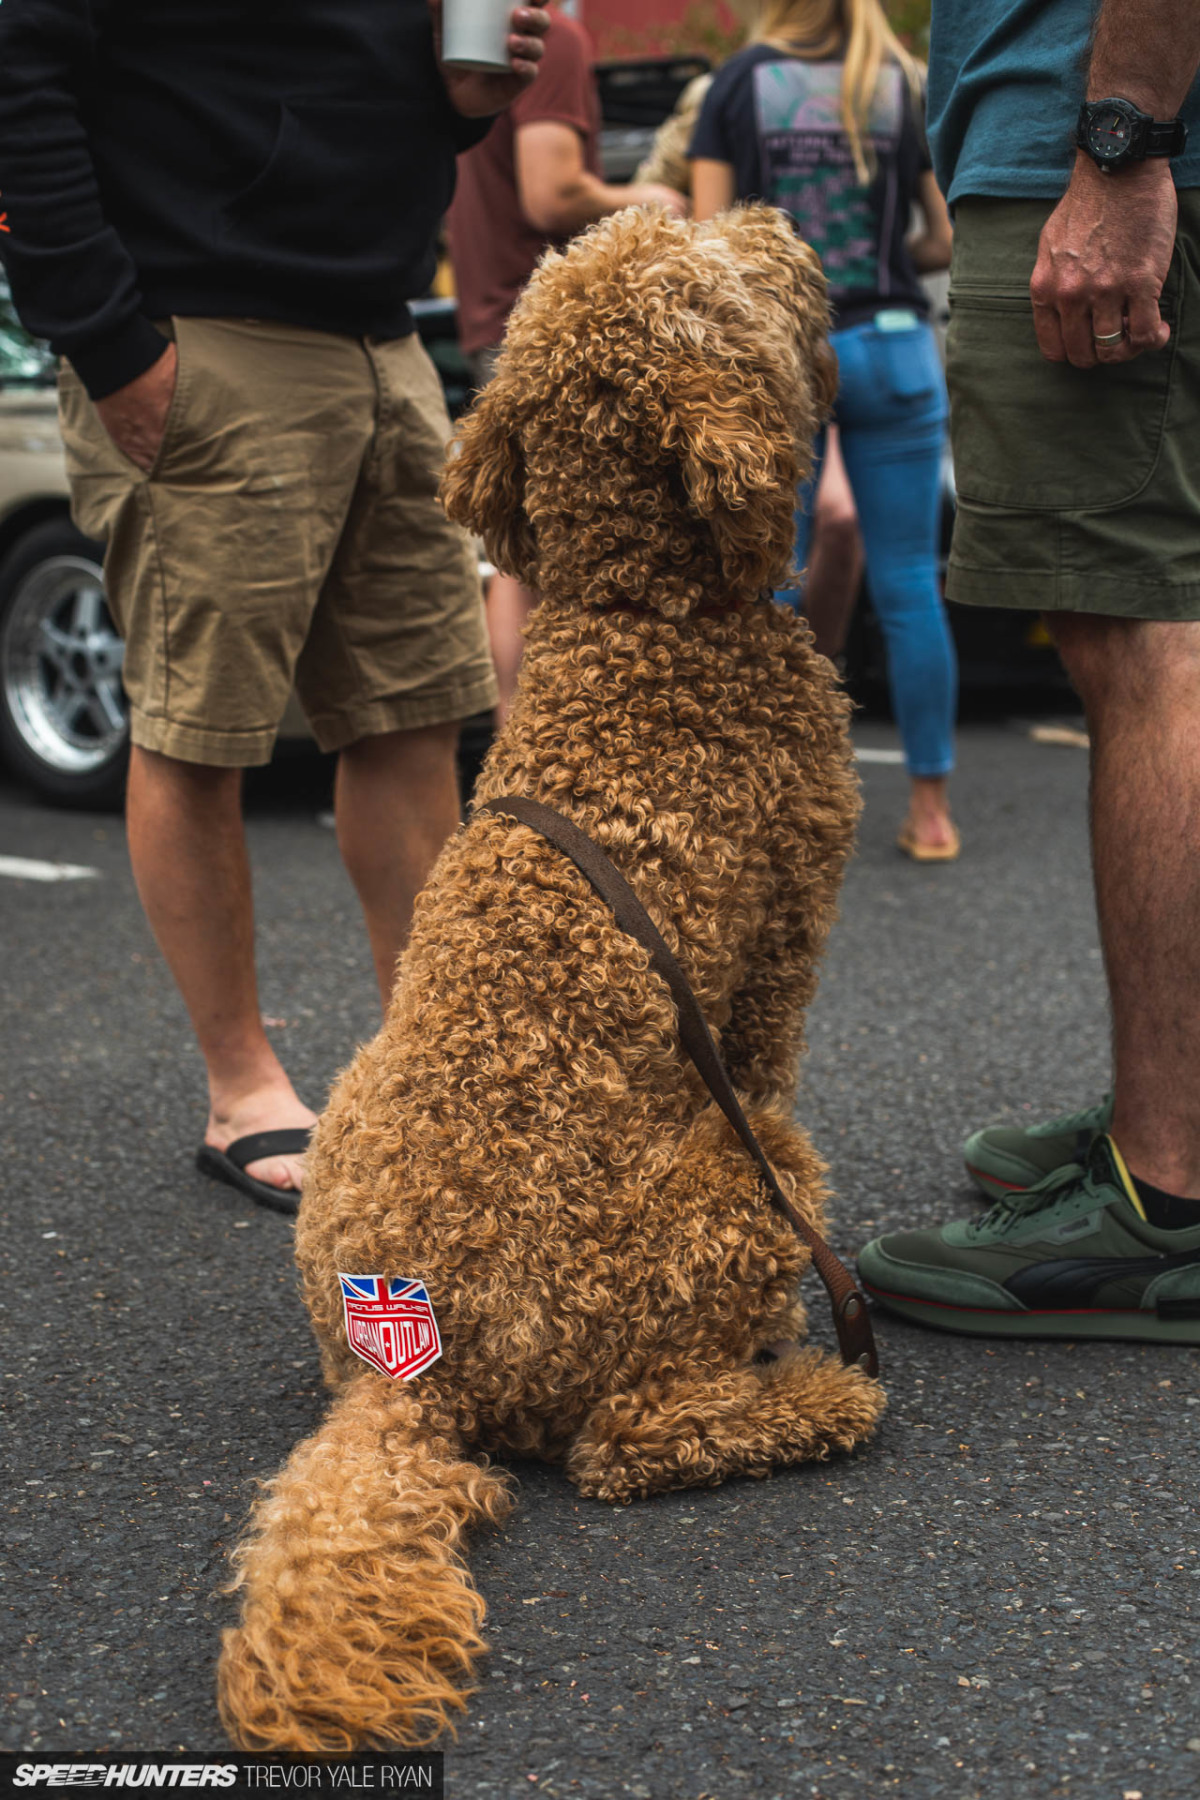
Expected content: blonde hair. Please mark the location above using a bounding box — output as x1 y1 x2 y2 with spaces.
753 0 924 184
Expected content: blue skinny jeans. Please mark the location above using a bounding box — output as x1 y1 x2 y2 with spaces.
781 315 957 779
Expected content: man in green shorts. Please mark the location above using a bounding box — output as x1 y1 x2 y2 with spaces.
857 0 1200 1342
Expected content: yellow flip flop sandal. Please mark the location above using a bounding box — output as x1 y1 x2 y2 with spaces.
897 823 962 863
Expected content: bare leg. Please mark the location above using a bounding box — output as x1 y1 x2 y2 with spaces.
803 428 863 661
902 772 957 851
485 573 536 725
335 722 462 1005
1051 612 1200 1196
125 747 314 1192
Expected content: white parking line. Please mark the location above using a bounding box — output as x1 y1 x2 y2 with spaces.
854 748 906 765
0 855 100 882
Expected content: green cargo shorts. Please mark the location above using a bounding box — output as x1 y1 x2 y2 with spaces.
945 190 1200 619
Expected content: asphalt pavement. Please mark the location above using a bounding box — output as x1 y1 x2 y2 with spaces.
3 707 1198 1800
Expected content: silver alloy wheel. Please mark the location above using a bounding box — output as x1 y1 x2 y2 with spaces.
1 552 126 775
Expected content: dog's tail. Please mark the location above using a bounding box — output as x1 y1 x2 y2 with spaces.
217 1373 512 1750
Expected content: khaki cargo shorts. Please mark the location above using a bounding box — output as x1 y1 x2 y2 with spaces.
945 190 1200 620
58 317 497 765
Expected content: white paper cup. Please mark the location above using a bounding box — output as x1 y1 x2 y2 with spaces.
442 0 512 71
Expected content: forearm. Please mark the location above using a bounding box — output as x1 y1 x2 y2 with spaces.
524 169 641 236
907 171 952 275
1088 0 1200 113
908 232 951 274
690 158 735 224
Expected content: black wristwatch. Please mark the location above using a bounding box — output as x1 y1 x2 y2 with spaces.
1076 97 1188 171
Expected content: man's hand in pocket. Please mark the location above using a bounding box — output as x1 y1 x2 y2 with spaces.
94 343 178 472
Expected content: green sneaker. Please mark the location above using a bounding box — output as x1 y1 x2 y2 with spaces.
858 1135 1200 1342
963 1093 1113 1201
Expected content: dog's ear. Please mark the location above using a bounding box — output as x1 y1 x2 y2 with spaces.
661 350 804 604
440 374 538 585
652 206 836 603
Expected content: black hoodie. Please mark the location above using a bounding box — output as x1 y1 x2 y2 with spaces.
0 0 489 397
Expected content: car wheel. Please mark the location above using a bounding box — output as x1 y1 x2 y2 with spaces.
0 517 128 809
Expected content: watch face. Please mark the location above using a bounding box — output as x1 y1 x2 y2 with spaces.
1088 103 1136 161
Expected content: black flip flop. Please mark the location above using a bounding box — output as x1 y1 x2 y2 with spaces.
195 1128 312 1217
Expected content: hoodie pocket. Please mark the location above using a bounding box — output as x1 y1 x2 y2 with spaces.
220 98 410 273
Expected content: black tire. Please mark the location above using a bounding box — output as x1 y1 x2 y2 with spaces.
0 516 128 810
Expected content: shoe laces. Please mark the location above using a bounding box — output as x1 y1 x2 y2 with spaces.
970 1157 1092 1236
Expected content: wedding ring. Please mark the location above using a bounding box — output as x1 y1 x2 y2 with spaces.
1093 328 1125 345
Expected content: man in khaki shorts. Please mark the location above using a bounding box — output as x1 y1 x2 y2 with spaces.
858 1 1200 1343
0 0 549 1212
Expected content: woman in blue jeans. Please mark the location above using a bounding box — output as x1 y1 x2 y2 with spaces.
691 0 960 858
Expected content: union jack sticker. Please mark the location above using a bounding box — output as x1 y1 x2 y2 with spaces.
338 1274 442 1382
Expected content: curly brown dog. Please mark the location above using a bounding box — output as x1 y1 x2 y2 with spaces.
217 205 885 1751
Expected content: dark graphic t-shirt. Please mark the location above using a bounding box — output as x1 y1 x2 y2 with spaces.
690 45 932 328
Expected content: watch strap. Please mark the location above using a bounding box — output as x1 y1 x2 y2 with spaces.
1146 117 1189 157
1077 99 1189 163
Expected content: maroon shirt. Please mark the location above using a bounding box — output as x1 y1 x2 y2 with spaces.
448 8 602 356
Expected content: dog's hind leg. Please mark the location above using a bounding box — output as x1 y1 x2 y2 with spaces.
565 1349 884 1505
218 1374 511 1750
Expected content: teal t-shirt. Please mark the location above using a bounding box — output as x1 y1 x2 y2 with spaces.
927 0 1200 203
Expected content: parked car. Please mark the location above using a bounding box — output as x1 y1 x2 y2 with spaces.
0 297 131 807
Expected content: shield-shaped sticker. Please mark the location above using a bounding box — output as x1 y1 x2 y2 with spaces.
338 1275 442 1381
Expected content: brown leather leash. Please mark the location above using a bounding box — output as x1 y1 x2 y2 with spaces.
477 796 880 1378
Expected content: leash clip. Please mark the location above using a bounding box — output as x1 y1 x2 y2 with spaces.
834 1289 879 1378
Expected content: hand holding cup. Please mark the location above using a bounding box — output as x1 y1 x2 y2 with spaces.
431 0 550 116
